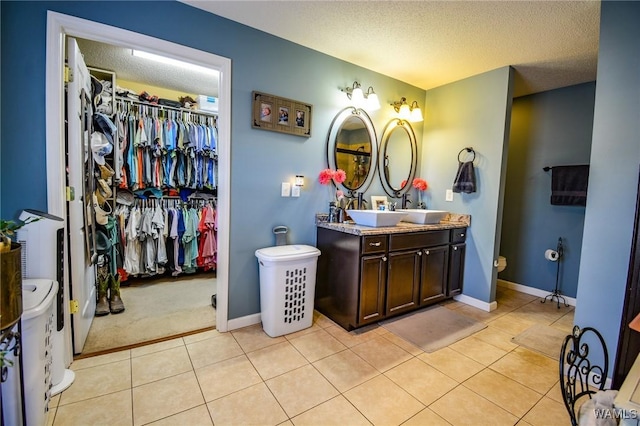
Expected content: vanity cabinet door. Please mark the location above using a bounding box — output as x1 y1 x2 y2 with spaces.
359 254 387 326
448 243 466 296
386 250 420 316
420 245 449 304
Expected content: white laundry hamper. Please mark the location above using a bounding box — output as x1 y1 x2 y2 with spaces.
255 245 321 337
2 279 57 426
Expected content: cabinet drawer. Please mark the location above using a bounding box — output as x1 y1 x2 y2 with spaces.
362 235 387 254
451 228 467 243
389 231 449 251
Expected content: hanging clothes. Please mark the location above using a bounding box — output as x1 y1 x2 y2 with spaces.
119 200 217 279
115 99 218 194
197 204 217 271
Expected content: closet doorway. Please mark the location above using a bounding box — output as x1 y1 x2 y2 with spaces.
45 12 231 357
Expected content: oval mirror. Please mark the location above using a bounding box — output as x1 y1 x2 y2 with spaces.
327 107 378 194
378 119 417 198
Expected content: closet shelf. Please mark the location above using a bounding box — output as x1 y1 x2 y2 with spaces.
116 95 218 117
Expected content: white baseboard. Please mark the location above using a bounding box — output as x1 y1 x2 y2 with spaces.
453 294 498 312
226 313 261 331
497 279 577 307
226 280 574 331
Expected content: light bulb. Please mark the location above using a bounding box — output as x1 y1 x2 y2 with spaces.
351 87 365 108
410 106 423 122
366 92 380 111
398 103 411 120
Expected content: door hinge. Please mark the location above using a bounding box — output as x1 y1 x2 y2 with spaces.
64 65 73 83
66 186 75 201
70 299 79 314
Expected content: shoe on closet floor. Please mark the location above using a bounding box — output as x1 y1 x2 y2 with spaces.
95 265 110 316
109 274 125 314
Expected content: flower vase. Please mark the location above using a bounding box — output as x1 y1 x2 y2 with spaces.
418 191 423 209
329 201 337 222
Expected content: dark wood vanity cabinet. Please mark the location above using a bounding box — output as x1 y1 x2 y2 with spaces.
448 228 467 297
386 250 421 315
315 226 467 330
420 245 450 304
359 253 387 325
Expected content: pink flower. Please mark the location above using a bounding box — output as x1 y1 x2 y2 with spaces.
318 168 334 185
412 178 428 191
318 168 347 185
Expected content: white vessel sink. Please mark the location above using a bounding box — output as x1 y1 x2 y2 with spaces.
346 210 407 227
398 209 448 224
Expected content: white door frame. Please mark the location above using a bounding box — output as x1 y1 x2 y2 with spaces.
45 12 231 346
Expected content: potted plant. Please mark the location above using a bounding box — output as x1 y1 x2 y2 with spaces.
1 216 40 331
1 216 41 370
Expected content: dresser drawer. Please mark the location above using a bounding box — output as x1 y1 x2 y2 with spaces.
451 228 467 243
389 231 450 251
362 235 387 254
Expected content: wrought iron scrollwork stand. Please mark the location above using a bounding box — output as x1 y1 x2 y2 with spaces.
542 237 569 308
1 323 27 426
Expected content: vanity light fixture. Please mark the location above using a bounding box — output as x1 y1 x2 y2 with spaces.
391 97 423 122
409 101 423 122
295 175 305 187
364 86 380 111
341 81 380 111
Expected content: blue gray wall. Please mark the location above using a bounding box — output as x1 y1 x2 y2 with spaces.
575 1 640 373
501 83 595 298
421 66 514 304
0 1 425 320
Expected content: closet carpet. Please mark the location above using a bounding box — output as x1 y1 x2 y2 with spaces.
81 273 217 355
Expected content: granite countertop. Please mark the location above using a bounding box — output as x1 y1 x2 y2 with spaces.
316 213 471 236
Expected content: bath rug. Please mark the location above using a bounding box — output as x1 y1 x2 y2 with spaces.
512 323 567 359
380 305 486 353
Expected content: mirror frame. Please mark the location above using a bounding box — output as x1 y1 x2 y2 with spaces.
378 119 418 198
326 107 378 196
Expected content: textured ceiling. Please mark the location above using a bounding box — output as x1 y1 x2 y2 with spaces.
76 38 220 97
77 1 601 99
182 0 601 97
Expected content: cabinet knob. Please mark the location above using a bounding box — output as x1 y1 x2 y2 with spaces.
425 250 430 255
369 242 381 247
417 251 422 256
460 233 465 237
382 256 387 262
454 246 458 251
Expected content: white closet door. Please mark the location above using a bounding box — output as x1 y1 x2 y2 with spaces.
67 36 96 354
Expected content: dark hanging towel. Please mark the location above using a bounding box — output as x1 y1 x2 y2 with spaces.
453 161 477 193
550 165 589 206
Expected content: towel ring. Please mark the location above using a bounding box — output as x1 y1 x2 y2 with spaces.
458 147 476 163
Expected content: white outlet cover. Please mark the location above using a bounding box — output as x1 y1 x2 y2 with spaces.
291 186 300 197
446 189 454 202
281 182 291 197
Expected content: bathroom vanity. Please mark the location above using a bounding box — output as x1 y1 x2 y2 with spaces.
315 215 470 331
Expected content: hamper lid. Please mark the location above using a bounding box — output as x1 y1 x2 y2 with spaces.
255 244 320 262
21 279 57 320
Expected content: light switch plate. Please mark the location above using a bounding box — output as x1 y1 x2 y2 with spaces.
291 186 301 197
281 182 291 197
446 189 454 202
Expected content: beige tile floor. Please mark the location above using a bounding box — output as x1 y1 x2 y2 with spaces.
47 287 574 426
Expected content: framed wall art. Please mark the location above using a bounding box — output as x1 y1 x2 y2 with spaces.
370 196 388 210
252 91 312 137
